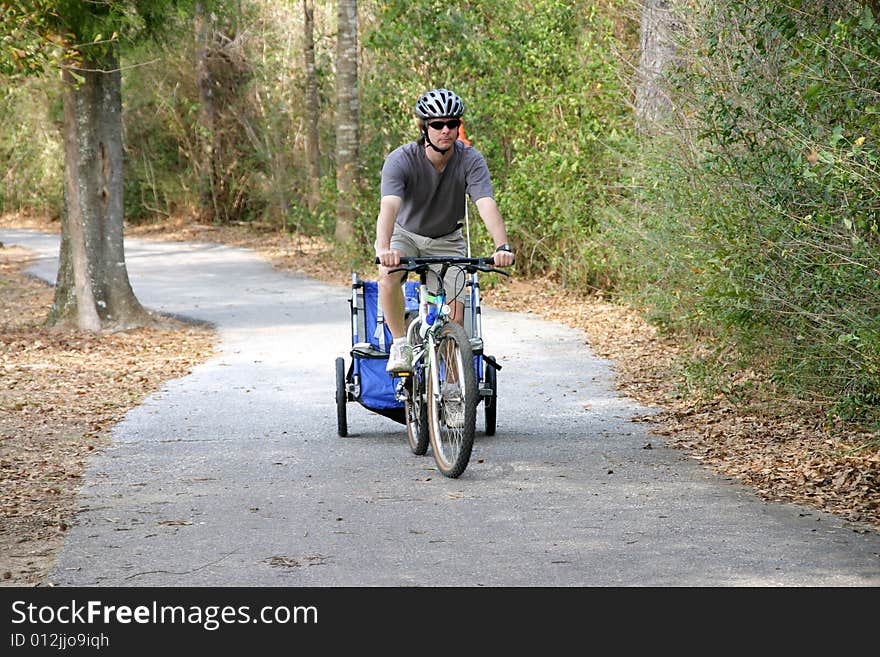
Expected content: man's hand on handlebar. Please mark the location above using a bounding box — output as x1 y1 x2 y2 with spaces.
376 248 403 268
492 250 515 268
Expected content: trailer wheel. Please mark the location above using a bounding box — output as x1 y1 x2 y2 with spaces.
484 358 497 436
335 357 348 437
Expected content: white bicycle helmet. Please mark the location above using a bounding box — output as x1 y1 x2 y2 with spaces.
415 88 465 119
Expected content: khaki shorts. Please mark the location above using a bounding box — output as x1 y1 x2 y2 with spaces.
380 224 468 303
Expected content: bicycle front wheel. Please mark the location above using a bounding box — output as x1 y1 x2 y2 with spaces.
427 322 477 478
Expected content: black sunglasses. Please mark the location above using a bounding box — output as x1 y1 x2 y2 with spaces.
427 119 461 131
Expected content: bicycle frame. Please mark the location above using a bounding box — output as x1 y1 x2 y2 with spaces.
409 263 455 404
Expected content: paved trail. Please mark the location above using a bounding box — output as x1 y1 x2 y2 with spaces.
3 228 879 586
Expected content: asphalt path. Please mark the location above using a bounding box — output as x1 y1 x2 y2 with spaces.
3 228 879 587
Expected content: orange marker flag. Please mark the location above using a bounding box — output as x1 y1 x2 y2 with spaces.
459 121 471 146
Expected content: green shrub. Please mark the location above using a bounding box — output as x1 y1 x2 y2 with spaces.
616 0 880 424
0 79 63 216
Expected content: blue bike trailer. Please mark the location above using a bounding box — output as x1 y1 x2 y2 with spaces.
336 276 419 433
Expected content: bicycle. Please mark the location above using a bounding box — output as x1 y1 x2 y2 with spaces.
381 255 509 478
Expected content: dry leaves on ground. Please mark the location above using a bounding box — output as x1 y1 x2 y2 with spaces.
487 275 880 530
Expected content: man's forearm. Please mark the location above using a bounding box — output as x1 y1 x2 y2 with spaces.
375 196 402 253
475 197 508 247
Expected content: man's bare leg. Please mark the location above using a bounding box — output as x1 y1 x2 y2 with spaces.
378 269 406 338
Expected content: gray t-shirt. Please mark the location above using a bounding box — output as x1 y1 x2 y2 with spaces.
380 140 495 238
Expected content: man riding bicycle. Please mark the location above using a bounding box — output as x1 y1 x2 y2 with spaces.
375 88 515 374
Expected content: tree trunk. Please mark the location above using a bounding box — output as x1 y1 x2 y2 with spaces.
634 0 681 133
49 49 152 331
334 0 358 244
195 2 219 222
304 0 322 213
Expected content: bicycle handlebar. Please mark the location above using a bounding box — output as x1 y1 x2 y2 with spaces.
375 255 510 277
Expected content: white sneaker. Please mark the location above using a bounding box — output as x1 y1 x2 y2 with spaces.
386 341 412 374
441 382 465 429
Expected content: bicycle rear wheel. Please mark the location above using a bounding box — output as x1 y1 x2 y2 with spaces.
405 375 428 454
404 316 429 455
427 322 476 478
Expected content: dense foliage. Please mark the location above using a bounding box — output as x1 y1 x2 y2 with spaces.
0 0 197 215
592 0 880 424
0 0 192 75
691 1 880 421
